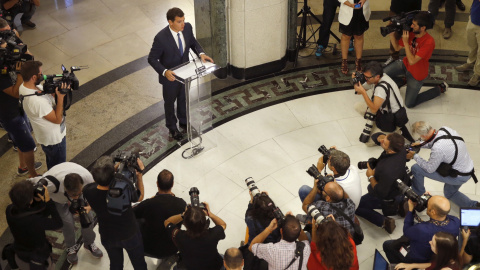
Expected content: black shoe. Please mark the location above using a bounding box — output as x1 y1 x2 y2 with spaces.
21 20 36 28
179 123 187 134
169 129 184 141
383 217 396 234
456 0 466 11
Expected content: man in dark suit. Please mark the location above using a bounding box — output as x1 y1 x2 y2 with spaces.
148 7 213 140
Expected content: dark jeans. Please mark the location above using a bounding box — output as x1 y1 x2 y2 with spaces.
355 192 402 227
41 136 66 170
317 0 340 47
101 231 147 270
162 80 186 131
383 236 416 264
20 1 36 22
428 0 456 28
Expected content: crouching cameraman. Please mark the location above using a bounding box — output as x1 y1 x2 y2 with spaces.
83 156 147 270
245 191 281 245
164 202 226 270
355 132 409 234
6 180 62 270
353 61 414 146
28 162 103 265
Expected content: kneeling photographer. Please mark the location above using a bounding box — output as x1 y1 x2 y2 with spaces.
355 132 409 234
164 197 226 270
353 61 414 146
28 162 103 265
83 155 147 270
6 180 63 270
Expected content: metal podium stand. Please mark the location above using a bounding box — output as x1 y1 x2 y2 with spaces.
171 58 218 159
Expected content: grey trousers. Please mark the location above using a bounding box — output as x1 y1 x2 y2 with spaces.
54 202 96 249
428 0 456 28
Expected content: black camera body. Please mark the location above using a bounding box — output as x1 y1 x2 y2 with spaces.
189 187 206 209
307 204 333 225
405 142 421 154
113 150 140 186
358 158 378 170
306 165 334 191
0 30 33 74
380 10 421 37
396 179 431 212
68 197 92 228
33 178 48 197
359 111 376 143
351 72 366 86
42 65 81 94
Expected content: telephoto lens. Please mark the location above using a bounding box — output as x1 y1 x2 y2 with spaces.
189 187 205 208
357 158 378 170
306 165 322 180
359 112 376 143
396 179 431 212
272 207 285 227
245 177 261 197
307 205 325 225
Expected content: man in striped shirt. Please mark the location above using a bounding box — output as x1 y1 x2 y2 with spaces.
407 121 479 208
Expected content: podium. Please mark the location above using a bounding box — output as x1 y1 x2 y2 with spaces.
171 58 219 159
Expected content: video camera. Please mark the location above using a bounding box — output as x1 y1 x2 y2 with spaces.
113 150 140 186
67 196 92 228
33 178 48 197
42 65 83 94
189 187 206 209
307 204 333 225
358 158 378 170
244 177 286 226
396 179 431 212
306 165 334 191
380 10 421 37
351 71 366 86
0 30 33 74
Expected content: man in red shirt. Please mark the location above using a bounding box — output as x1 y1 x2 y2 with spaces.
384 11 447 108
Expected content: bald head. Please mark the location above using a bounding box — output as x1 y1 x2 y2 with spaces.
224 248 243 270
429 196 450 218
324 182 344 202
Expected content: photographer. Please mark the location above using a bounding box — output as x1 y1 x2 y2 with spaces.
245 191 281 245
28 162 103 265
307 216 359 270
1 0 39 28
20 61 68 170
302 180 356 236
164 203 226 270
299 148 361 208
353 61 415 144
384 11 446 108
408 121 479 208
249 214 310 270
134 169 187 260
83 156 147 270
383 196 459 264
224 248 244 270
6 180 62 269
460 225 480 265
355 132 408 234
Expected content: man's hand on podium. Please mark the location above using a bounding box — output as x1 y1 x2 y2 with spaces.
165 70 177 82
200 54 214 63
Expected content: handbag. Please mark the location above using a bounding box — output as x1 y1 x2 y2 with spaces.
330 204 364 245
374 81 408 132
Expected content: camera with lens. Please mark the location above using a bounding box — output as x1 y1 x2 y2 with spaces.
306 165 334 191
359 111 376 143
405 142 421 156
0 30 33 74
42 65 83 95
189 187 206 209
307 204 333 225
33 178 48 197
351 71 366 86
244 177 286 226
113 150 140 186
396 179 431 212
318 145 332 164
272 205 286 227
245 177 261 197
380 10 421 37
358 158 378 170
68 197 92 228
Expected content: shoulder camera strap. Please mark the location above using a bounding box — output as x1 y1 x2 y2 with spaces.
283 241 305 270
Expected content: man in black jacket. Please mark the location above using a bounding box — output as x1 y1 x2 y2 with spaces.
6 180 63 269
355 132 408 234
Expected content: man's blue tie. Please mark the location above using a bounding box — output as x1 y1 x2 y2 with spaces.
178 33 183 57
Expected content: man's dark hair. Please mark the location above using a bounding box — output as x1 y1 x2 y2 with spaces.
0 18 9 29
9 180 34 210
414 11 432 29
166 7 184 22
157 169 174 191
224 248 243 269
364 61 383 78
329 149 350 176
64 173 84 194
183 206 207 238
90 156 115 186
387 133 405 153
20 61 43 82
281 215 301 242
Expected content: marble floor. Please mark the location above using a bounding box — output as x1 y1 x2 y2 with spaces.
71 85 480 270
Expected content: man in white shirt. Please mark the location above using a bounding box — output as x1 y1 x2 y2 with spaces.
19 60 68 169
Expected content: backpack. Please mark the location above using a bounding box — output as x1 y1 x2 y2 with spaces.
106 173 139 216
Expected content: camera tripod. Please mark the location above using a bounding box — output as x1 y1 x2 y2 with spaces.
294 0 341 67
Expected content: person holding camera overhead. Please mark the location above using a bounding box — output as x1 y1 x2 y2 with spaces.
28 162 103 265
6 180 63 269
83 156 147 270
353 61 415 146
245 191 282 245
384 11 447 108
19 61 68 170
355 132 409 234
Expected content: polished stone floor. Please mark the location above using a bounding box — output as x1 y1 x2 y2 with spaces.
0 0 477 269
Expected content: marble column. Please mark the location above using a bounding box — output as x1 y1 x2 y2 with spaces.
228 0 289 80
287 0 298 62
194 0 228 79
